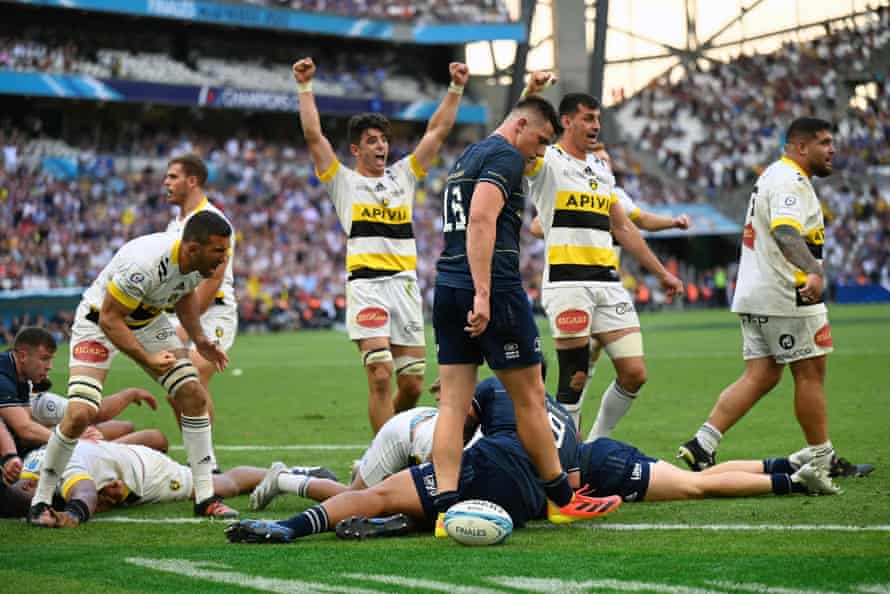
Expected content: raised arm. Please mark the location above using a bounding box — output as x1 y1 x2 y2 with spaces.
293 57 337 176
412 62 469 172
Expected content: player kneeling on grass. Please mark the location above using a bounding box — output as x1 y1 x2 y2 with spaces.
13 433 337 527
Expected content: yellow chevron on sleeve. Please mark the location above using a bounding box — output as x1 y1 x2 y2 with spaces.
409 154 428 180
316 159 340 183
62 473 94 500
108 280 140 309
769 217 803 233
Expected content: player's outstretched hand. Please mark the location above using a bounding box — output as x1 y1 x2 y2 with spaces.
51 510 81 528
449 62 469 87
292 57 316 84
196 339 229 372
465 294 490 338
147 351 176 376
799 272 824 303
673 214 691 229
125 387 158 410
2 455 21 485
660 272 684 298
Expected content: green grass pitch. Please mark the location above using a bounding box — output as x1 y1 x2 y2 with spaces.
2 304 888 593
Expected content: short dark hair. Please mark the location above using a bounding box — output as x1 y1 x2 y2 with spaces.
515 95 563 137
347 113 390 145
785 117 832 144
168 153 208 187
182 210 231 244
13 327 56 353
558 93 600 117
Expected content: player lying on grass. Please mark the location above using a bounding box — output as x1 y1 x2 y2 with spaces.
225 373 622 544
12 430 336 527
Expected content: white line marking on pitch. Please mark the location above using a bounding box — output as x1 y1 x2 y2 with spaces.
92 517 890 532
530 523 890 532
169 444 366 451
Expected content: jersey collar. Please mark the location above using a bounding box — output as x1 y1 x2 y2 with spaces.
780 156 810 178
180 196 209 222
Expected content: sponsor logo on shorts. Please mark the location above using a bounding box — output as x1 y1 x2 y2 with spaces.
631 463 642 481
776 347 813 363
778 334 795 350
156 328 175 341
740 314 769 325
615 302 634 315
170 480 181 491
356 307 388 328
814 324 833 347
555 309 589 333
404 321 423 334
73 340 110 363
504 342 520 360
742 223 755 249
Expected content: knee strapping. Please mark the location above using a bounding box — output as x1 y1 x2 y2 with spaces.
603 332 644 359
67 375 103 410
556 344 590 405
393 355 425 376
362 348 393 367
158 359 200 396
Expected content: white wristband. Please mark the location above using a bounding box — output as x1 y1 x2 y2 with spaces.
296 81 313 94
448 82 464 96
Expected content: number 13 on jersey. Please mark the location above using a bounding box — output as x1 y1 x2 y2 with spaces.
443 185 467 232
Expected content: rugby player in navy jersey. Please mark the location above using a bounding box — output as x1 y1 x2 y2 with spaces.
430 95 614 524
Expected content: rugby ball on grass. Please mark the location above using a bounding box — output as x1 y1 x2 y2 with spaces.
443 499 513 546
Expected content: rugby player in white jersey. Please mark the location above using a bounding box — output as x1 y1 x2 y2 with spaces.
530 142 691 436
523 73 683 437
17 437 335 526
164 154 237 471
28 211 238 525
678 117 846 493
292 56 469 433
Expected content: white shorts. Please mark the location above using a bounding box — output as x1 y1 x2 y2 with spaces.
171 306 238 352
69 302 185 371
542 284 640 339
346 275 424 347
357 407 437 487
135 445 194 504
739 313 834 364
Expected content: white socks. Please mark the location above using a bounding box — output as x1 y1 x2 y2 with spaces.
278 473 310 498
587 380 638 441
695 422 723 455
181 414 214 503
33 426 78 505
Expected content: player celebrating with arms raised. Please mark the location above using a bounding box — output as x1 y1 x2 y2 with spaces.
293 57 469 433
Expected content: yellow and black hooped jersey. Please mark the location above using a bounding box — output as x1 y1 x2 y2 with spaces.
81 232 203 329
166 197 236 312
318 155 426 282
528 145 621 286
732 156 826 316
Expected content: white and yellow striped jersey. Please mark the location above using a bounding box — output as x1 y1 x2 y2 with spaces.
318 155 426 281
22 441 191 504
732 156 826 316
528 145 621 287
166 197 236 313
81 233 202 329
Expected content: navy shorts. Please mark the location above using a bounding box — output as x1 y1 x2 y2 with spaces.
433 285 541 370
410 445 543 529
579 438 657 502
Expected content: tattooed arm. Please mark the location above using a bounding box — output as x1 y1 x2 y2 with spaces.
772 224 823 302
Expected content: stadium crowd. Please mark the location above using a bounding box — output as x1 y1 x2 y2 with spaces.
243 0 511 23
